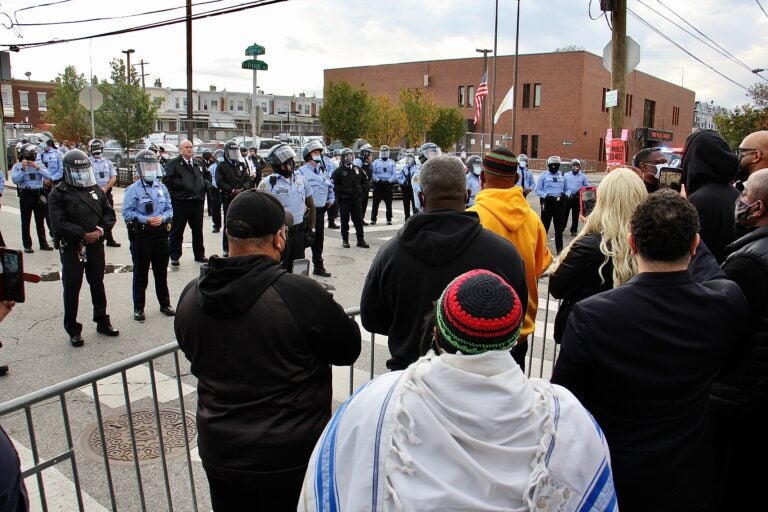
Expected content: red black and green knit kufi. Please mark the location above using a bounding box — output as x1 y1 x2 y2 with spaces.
435 269 523 355
482 147 518 177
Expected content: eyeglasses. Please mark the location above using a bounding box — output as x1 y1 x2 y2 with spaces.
735 148 758 158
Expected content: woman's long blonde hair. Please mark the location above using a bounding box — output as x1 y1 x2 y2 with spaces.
557 167 647 287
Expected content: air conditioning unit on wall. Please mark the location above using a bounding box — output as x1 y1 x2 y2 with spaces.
424 74 429 87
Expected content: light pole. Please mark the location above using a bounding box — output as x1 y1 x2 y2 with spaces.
476 48 492 152
24 71 30 80
121 49 135 82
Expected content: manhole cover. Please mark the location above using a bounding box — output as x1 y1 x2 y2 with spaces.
80 409 196 465
324 255 355 266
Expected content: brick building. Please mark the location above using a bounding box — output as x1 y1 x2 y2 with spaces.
1 78 57 139
325 51 695 170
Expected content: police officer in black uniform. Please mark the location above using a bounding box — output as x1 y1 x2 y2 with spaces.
205 149 223 233
48 149 119 346
122 150 175 322
356 143 374 224
333 148 369 249
216 141 253 256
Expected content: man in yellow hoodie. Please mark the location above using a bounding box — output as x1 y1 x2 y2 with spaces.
467 147 552 369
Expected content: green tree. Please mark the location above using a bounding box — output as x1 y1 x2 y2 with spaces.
95 59 157 157
399 88 436 147
319 81 371 146
748 83 768 108
429 107 467 151
43 66 91 144
362 95 404 147
714 104 768 149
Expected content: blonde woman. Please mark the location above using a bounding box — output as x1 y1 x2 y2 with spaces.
549 168 647 343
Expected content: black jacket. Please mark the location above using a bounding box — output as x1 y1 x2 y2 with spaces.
175 254 361 480
162 156 207 201
552 270 746 511
361 209 528 370
711 225 768 410
682 129 740 263
48 182 116 244
549 233 725 343
215 160 252 197
332 163 365 201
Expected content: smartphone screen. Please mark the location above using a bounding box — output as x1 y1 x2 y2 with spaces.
292 258 310 276
1 249 25 302
658 167 683 192
579 187 597 218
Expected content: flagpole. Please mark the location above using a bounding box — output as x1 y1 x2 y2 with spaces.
489 0 500 149
511 0 521 153
476 49 492 153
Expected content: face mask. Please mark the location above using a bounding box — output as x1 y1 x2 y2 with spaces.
548 164 560 173
279 159 295 176
572 168 580 174
217 156 224 163
472 164 481 176
71 170 92 187
142 170 157 183
380 151 390 160
406 157 415 166
518 159 527 168
312 155 322 163
735 198 759 223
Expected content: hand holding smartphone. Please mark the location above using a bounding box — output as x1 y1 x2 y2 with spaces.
579 186 597 218
658 167 683 192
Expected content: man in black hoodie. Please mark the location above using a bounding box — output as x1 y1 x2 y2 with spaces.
681 129 740 263
175 190 361 511
360 154 528 371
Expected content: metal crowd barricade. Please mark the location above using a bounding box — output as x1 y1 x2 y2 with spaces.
0 300 559 511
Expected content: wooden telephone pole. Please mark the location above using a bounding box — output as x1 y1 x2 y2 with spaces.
610 0 627 134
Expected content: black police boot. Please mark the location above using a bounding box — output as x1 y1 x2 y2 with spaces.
313 267 331 277
96 317 120 337
69 334 84 347
342 238 351 249
134 310 146 322
357 239 370 248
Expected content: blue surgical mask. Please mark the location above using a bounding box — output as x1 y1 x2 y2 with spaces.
217 156 224 163
312 155 322 163
143 170 157 183
472 165 481 176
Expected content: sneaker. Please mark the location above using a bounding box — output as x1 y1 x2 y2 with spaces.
313 268 332 277
342 241 351 248
171 259 180 267
357 240 370 248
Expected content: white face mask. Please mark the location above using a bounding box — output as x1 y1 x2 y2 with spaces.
143 170 157 182
472 164 482 176
312 155 322 163
518 158 528 168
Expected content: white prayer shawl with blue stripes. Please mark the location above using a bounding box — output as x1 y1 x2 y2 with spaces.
299 351 617 512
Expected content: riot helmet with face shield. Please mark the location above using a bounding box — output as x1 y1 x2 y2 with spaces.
341 148 355 166
88 139 104 157
418 142 441 164
62 149 97 188
223 141 240 162
266 143 297 175
302 140 326 162
134 150 161 183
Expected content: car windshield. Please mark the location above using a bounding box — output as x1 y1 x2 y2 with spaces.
260 139 281 151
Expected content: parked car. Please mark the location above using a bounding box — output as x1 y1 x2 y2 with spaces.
101 139 127 167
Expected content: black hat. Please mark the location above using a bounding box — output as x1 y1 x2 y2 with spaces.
225 190 285 238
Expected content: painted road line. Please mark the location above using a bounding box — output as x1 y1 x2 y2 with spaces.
78 365 195 409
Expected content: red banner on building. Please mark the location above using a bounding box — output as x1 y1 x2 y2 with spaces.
606 139 626 168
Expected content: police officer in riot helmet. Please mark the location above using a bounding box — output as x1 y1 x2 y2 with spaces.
369 144 397 225
411 142 442 212
332 148 369 248
355 143 374 224
216 141 253 256
48 149 119 346
122 150 175 322
89 138 121 247
396 150 420 219
11 143 54 252
258 143 316 271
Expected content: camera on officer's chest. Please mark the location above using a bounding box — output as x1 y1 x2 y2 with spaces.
144 202 154 214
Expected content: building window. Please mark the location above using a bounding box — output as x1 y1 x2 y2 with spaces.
229 100 235 111
183 97 188 109
520 134 528 156
261 101 268 113
598 137 606 162
672 105 680 126
211 100 218 110
531 135 539 158
533 84 542 107
468 85 474 107
522 84 531 109
19 91 29 110
601 87 608 112
237 100 244 112
643 99 656 128
202 99 208 111
175 97 180 109
625 94 633 117
1 85 11 107
37 92 46 110
304 105 310 115
458 86 465 107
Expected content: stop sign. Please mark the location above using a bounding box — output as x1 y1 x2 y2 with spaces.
78 86 103 110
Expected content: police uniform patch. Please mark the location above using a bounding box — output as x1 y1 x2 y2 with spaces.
91 191 99 200
412 174 421 185
257 181 269 191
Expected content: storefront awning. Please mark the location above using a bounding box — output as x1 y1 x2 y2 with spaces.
209 120 237 129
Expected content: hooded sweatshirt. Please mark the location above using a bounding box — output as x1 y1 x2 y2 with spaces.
360 210 528 370
468 186 553 339
681 129 740 263
175 254 361 481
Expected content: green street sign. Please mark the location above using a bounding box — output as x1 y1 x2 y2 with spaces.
245 44 265 56
242 59 268 71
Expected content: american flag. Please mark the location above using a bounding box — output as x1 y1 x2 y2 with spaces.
474 71 488 125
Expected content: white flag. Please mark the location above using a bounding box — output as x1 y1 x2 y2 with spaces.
493 86 514 125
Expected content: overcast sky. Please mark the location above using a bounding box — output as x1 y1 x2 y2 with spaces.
0 0 764 109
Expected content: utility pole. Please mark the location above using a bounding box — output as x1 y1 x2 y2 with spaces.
610 0 627 135
476 48 492 152
133 59 150 91
511 0 521 153
185 0 194 143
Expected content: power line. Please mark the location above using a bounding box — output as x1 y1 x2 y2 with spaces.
638 0 768 82
627 8 749 91
7 0 226 27
0 0 286 49
756 0 768 19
